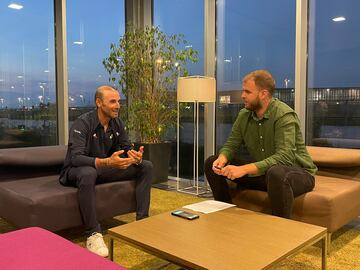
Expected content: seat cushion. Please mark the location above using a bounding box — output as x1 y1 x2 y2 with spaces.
231 176 360 232
0 176 136 231
0 227 126 270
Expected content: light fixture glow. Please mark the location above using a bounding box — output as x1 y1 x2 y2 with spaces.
8 3 23 10
73 41 83 45
332 16 346 22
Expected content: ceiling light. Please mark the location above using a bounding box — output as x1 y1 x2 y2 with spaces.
73 41 83 45
332 16 346 22
8 3 23 10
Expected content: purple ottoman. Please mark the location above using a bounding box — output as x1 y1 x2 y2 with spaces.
0 227 126 270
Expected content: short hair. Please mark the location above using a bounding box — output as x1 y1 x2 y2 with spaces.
243 70 276 95
94 85 117 105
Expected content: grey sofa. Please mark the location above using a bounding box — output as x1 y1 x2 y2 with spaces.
0 145 136 231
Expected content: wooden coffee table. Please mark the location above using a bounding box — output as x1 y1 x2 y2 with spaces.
108 207 327 269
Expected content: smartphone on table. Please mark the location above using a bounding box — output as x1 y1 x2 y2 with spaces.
171 210 199 220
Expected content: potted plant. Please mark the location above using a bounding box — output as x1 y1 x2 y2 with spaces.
103 25 198 183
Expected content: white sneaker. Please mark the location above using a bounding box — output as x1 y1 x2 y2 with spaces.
86 232 109 257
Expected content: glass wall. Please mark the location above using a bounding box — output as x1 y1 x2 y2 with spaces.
66 0 125 124
307 0 360 148
216 0 296 155
154 0 204 179
0 1 56 148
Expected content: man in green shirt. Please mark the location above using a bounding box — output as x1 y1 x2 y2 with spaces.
205 70 317 218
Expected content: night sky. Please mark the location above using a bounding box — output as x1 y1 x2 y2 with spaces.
1 0 359 107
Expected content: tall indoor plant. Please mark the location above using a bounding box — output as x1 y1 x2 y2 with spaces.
103 25 198 182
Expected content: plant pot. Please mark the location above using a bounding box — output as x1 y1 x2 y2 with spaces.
135 142 172 184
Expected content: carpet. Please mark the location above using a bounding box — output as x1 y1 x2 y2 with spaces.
1 188 360 269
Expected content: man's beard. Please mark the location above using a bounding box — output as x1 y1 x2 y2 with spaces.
245 96 262 111
101 107 118 119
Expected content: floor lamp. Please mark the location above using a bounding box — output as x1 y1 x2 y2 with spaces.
176 76 216 195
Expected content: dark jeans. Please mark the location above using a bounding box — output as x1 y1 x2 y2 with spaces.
204 155 315 219
67 160 153 236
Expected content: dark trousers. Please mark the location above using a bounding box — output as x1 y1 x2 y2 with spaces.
67 160 153 236
204 155 315 218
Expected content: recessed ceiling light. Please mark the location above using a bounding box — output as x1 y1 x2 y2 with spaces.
8 3 23 10
44 70 49 73
332 16 346 22
73 41 83 45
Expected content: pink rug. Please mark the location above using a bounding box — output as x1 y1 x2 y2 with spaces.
0 227 126 270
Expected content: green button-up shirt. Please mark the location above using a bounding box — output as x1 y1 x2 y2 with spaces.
219 98 317 176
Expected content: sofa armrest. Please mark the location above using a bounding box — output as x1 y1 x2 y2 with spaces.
307 146 360 168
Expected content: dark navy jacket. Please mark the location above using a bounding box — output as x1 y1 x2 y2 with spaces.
59 110 132 185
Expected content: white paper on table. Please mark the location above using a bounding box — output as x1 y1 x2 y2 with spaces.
183 200 236 214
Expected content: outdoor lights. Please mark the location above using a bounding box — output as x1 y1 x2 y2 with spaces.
8 3 23 10
332 16 346 22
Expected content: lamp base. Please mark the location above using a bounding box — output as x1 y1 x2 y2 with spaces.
176 177 210 196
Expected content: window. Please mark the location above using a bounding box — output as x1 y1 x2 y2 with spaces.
154 0 204 179
154 0 204 178
66 0 125 123
216 0 296 154
0 1 56 148
307 0 360 148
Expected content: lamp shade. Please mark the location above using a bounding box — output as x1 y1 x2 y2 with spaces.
177 76 216 102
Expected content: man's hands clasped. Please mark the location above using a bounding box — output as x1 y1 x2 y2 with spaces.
127 146 144 165
212 154 248 180
104 146 144 169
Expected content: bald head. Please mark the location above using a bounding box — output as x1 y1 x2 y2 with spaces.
95 85 118 108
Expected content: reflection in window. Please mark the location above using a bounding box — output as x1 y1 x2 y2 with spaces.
0 2 56 148
216 0 296 154
154 0 204 179
307 0 360 149
66 0 125 124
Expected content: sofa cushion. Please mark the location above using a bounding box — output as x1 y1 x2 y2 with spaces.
0 145 67 166
231 175 360 233
0 176 136 231
0 145 67 180
307 146 360 168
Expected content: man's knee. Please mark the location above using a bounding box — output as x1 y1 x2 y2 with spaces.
205 155 217 171
267 165 286 179
140 160 153 173
76 167 97 187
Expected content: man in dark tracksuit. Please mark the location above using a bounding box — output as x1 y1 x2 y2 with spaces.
59 85 152 257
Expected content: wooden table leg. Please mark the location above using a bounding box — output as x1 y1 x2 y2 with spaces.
109 238 114 261
322 234 328 270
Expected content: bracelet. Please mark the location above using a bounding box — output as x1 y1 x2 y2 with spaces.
136 159 143 165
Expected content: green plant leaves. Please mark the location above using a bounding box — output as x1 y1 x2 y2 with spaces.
103 25 198 143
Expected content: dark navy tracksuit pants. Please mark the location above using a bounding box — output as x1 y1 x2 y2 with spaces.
67 160 153 236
